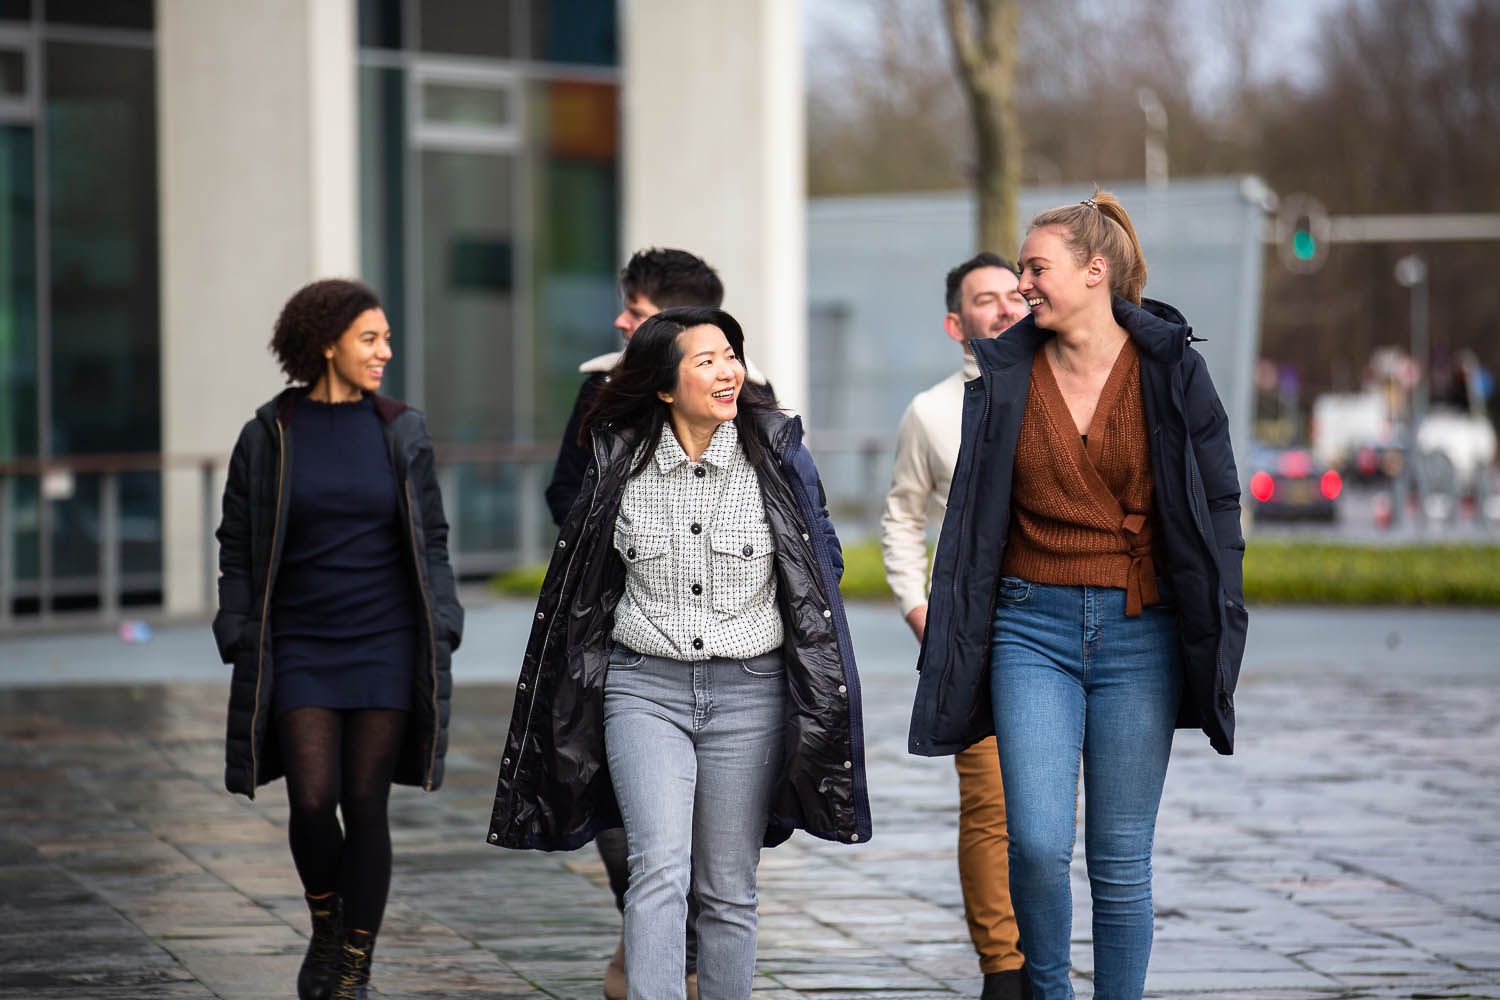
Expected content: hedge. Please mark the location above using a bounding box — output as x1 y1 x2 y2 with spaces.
491 539 1500 606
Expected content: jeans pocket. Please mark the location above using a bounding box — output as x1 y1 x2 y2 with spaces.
996 576 1032 606
740 653 784 678
607 645 646 672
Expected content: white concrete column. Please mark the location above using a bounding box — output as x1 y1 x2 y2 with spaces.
622 0 807 416
157 0 359 615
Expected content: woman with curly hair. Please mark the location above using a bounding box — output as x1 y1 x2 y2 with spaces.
213 278 462 1000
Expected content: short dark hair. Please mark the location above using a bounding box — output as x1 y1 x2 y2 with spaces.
944 252 1016 314
620 248 724 309
582 305 776 475
270 278 382 385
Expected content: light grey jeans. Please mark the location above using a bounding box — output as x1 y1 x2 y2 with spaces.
603 644 786 1000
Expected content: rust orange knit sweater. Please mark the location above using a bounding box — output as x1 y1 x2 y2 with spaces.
999 340 1162 615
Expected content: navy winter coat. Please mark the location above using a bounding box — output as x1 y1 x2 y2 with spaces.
909 298 1248 757
488 409 873 851
214 389 463 797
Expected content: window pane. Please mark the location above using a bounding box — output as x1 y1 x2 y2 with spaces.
531 80 618 439
45 41 161 597
422 81 512 129
418 0 513 59
0 50 25 98
359 65 406 400
46 0 152 30
530 0 616 65
358 0 402 49
46 41 159 457
420 148 517 555
0 123 36 462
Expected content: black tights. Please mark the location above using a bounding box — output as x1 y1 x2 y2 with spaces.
278 707 407 935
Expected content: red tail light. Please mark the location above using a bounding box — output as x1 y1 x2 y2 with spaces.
1250 470 1275 502
1278 450 1314 478
1320 469 1343 500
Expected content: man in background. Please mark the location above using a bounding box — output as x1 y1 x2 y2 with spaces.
881 252 1031 999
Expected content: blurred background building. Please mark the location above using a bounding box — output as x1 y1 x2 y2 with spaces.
0 0 806 623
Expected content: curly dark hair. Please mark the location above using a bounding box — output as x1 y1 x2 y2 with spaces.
270 278 382 385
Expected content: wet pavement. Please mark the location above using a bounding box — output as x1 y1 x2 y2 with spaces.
1 599 1498 999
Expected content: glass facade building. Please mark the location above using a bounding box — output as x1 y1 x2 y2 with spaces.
0 0 620 617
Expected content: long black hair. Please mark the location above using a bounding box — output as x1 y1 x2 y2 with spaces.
581 306 779 477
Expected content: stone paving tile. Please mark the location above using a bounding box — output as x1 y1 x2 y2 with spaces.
2 607 1499 998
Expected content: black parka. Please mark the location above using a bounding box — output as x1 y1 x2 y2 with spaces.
214 389 463 797
487 410 873 851
909 298 1249 757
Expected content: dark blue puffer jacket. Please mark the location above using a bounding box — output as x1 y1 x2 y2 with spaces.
908 297 1248 757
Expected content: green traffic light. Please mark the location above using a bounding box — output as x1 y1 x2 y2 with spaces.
1293 229 1317 261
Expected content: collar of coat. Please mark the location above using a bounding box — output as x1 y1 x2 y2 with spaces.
264 386 411 427
599 409 800 471
971 296 1196 374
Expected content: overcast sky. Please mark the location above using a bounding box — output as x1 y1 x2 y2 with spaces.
803 0 1344 99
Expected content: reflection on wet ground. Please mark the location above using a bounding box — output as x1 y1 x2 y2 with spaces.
2 607 1498 998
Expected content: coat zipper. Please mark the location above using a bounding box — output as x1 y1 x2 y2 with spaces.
938 370 991 719
403 479 441 790
250 419 286 791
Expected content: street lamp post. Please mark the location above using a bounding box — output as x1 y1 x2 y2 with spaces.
1138 88 1167 190
1395 254 1430 528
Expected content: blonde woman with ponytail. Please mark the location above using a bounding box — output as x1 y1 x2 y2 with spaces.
909 191 1248 998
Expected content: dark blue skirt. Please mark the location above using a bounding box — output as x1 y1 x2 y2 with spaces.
272 627 416 715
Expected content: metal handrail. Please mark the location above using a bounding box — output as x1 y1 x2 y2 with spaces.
0 434 898 629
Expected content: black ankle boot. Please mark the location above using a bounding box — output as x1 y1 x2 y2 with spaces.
981 968 1031 1000
332 928 376 1000
298 893 342 1000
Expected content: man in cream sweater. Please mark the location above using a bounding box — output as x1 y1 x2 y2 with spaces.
882 252 1031 999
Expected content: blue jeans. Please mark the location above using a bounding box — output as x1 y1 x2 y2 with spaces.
988 579 1181 1000
604 644 786 1000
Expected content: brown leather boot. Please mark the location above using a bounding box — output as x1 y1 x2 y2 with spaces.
297 892 342 1000
332 928 375 1000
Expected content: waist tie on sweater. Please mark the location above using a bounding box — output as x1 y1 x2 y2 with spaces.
1121 512 1159 617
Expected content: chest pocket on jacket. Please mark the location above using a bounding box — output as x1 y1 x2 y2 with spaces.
709 525 775 616
614 530 674 616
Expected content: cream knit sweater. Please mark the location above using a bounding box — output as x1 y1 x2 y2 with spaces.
880 350 981 616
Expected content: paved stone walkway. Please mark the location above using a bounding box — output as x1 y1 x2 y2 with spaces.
1 602 1497 998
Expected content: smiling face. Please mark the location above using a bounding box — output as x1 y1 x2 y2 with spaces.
321 307 392 399
657 324 745 438
1017 225 1107 331
954 265 1030 342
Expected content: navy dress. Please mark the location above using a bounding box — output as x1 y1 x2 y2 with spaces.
272 395 418 714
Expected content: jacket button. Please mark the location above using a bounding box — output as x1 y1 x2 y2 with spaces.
838 684 847 694
691 583 703 596
626 547 637 559
690 523 702 535
489 833 498 842
535 611 545 621
822 609 832 619
586 465 596 477
502 757 511 766
801 532 809 541
850 833 860 842
694 466 706 478
557 539 567 549
518 682 527 691
742 543 754 556
843 760 852 769
692 637 704 650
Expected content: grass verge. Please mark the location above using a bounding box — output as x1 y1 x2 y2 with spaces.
491 539 1500 606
